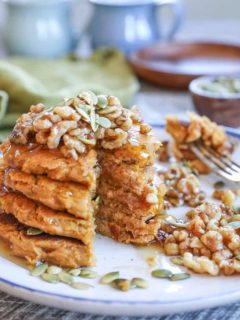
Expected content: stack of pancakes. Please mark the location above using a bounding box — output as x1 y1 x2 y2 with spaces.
0 92 166 268
0 142 97 268
96 126 166 245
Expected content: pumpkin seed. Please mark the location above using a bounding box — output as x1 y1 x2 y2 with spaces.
31 263 48 277
228 221 240 229
151 269 172 279
78 136 96 146
100 271 119 284
41 273 59 283
76 107 90 122
27 227 43 236
79 91 97 105
235 255 240 261
47 265 62 275
68 268 81 277
98 106 118 115
214 181 225 189
71 282 94 290
94 195 101 204
131 277 149 289
90 108 97 132
97 95 108 108
97 116 111 129
165 216 189 228
58 272 74 285
233 207 240 214
170 273 190 281
80 269 98 279
170 257 184 266
229 214 240 222
111 278 130 291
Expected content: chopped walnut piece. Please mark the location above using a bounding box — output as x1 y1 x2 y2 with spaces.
212 189 235 207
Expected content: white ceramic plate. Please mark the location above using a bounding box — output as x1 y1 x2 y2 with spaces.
0 124 239 316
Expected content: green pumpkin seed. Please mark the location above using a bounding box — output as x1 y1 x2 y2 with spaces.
165 216 189 228
41 273 59 283
151 269 172 279
90 108 98 132
71 282 94 290
80 269 98 279
97 95 108 108
229 214 240 222
47 265 62 275
27 227 43 236
97 116 112 129
94 195 101 204
131 277 149 289
31 263 48 277
100 271 119 284
78 136 96 146
214 181 225 189
228 221 240 229
235 255 240 261
111 278 130 291
76 107 90 122
58 272 74 285
68 268 81 277
98 106 118 115
79 91 97 105
170 257 184 266
170 273 191 281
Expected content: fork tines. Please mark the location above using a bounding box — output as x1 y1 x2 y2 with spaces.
190 142 240 182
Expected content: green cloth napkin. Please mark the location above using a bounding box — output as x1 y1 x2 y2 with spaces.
0 48 139 141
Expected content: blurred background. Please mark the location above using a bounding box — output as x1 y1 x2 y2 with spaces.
0 0 240 135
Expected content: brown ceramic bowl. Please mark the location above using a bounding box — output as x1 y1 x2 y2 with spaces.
189 76 240 127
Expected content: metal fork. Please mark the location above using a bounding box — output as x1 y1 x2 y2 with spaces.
190 142 240 182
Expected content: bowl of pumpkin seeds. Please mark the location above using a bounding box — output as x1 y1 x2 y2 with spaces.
189 76 240 127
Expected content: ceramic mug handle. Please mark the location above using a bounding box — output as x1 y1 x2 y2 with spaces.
155 0 184 40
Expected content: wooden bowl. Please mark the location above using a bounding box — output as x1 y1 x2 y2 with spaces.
129 42 240 89
189 76 240 128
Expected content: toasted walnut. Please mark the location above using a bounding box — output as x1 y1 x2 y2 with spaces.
140 123 151 134
49 114 62 123
33 117 53 131
47 121 77 149
53 106 81 121
212 189 235 207
60 145 78 160
183 253 219 276
201 231 224 252
101 128 128 149
107 95 121 106
63 134 86 154
164 242 179 256
30 103 45 113
35 131 49 145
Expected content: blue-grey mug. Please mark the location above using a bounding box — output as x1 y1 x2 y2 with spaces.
2 0 77 58
89 0 184 54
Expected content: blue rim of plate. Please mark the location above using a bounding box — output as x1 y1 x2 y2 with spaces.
0 123 239 306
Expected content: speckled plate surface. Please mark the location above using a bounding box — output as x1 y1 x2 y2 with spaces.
0 124 239 317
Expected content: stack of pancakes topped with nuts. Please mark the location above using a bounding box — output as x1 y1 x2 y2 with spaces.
0 91 165 267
